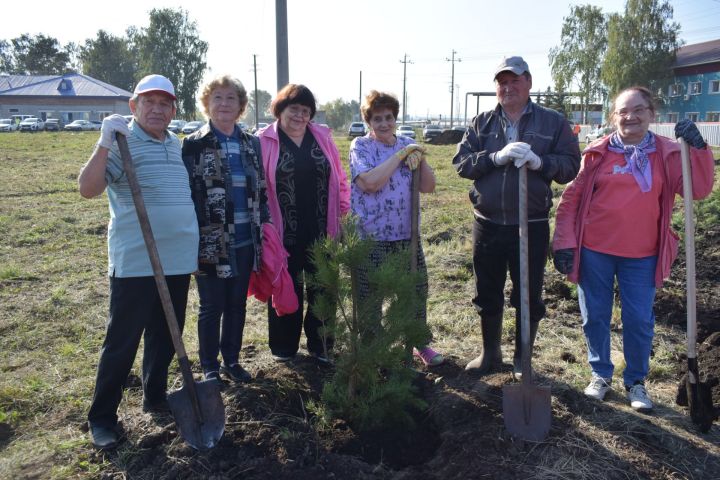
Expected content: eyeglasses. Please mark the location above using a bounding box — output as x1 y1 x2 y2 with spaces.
614 106 651 118
287 106 312 118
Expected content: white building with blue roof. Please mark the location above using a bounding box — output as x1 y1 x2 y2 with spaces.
0 73 132 126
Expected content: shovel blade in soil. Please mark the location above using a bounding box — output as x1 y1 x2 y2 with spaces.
167 379 225 450
502 384 551 442
686 358 717 433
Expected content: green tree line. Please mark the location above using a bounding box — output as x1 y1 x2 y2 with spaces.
0 8 208 118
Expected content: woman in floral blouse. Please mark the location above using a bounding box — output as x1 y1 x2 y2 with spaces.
349 90 443 367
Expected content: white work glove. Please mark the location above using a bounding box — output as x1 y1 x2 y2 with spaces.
98 114 131 149
493 142 531 166
513 149 542 170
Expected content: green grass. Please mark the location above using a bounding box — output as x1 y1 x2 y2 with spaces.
0 131 717 478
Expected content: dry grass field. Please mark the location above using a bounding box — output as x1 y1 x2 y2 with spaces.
0 129 718 479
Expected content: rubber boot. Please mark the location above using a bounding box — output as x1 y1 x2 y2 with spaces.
513 318 539 381
465 313 503 373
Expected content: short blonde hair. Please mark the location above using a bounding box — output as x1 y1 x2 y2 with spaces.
199 75 248 120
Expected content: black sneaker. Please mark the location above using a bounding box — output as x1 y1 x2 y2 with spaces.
90 425 119 450
221 363 252 383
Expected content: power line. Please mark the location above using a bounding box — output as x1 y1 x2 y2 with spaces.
399 54 413 124
446 50 461 127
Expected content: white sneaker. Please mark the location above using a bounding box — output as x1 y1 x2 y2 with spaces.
584 374 612 400
627 384 653 411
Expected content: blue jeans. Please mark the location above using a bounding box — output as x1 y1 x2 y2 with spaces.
196 245 254 372
578 247 657 387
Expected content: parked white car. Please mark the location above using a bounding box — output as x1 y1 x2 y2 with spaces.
585 127 608 144
0 118 17 132
19 117 45 132
396 125 416 139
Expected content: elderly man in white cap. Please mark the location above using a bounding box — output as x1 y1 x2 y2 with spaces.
79 74 199 450
452 56 580 378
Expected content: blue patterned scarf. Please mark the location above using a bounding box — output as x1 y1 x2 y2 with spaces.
607 131 656 193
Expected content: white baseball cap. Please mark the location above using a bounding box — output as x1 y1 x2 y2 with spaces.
133 74 177 100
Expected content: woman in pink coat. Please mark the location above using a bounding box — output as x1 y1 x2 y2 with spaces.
256 84 350 363
552 86 715 412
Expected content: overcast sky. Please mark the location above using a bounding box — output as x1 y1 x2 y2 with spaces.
4 0 719 120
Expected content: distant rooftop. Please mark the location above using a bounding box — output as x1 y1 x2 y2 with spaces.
674 38 720 68
0 73 132 98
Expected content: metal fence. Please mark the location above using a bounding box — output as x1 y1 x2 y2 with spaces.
578 123 720 147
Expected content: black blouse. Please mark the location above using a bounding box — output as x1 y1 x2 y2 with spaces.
276 128 330 247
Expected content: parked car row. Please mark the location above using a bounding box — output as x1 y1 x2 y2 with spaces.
0 117 106 132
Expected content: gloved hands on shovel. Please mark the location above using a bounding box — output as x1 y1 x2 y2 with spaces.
492 142 530 167
98 114 131 149
674 119 707 150
396 144 426 170
553 248 574 274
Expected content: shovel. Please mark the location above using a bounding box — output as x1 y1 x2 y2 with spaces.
116 133 225 450
679 138 715 433
405 166 421 364
502 164 551 441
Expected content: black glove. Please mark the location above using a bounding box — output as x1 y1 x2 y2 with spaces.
553 249 574 274
674 119 706 149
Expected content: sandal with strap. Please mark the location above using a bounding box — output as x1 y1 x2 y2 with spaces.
413 346 444 367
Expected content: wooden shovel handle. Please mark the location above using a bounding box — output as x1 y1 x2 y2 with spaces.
115 134 194 379
679 138 697 360
518 164 531 385
410 168 420 273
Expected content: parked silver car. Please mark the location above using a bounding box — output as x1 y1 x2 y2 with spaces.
348 122 366 138
396 125 416 139
168 119 187 134
182 121 204 135
422 124 443 142
64 120 95 131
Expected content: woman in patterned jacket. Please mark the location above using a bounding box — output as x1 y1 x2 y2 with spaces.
182 75 269 385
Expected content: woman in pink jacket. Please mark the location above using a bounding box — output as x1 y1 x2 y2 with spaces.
552 86 715 412
256 84 350 363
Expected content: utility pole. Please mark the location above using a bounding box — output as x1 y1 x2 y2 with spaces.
399 54 413 124
253 54 259 128
276 0 289 91
359 71 362 121
446 50 461 127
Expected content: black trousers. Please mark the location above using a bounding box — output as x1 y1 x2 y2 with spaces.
471 217 548 323
268 243 333 357
87 274 190 428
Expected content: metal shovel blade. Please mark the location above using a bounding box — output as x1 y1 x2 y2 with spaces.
167 379 225 450
686 357 716 433
502 383 551 441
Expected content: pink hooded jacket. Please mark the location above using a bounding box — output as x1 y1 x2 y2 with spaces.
257 121 350 241
553 134 715 287
248 223 298 316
